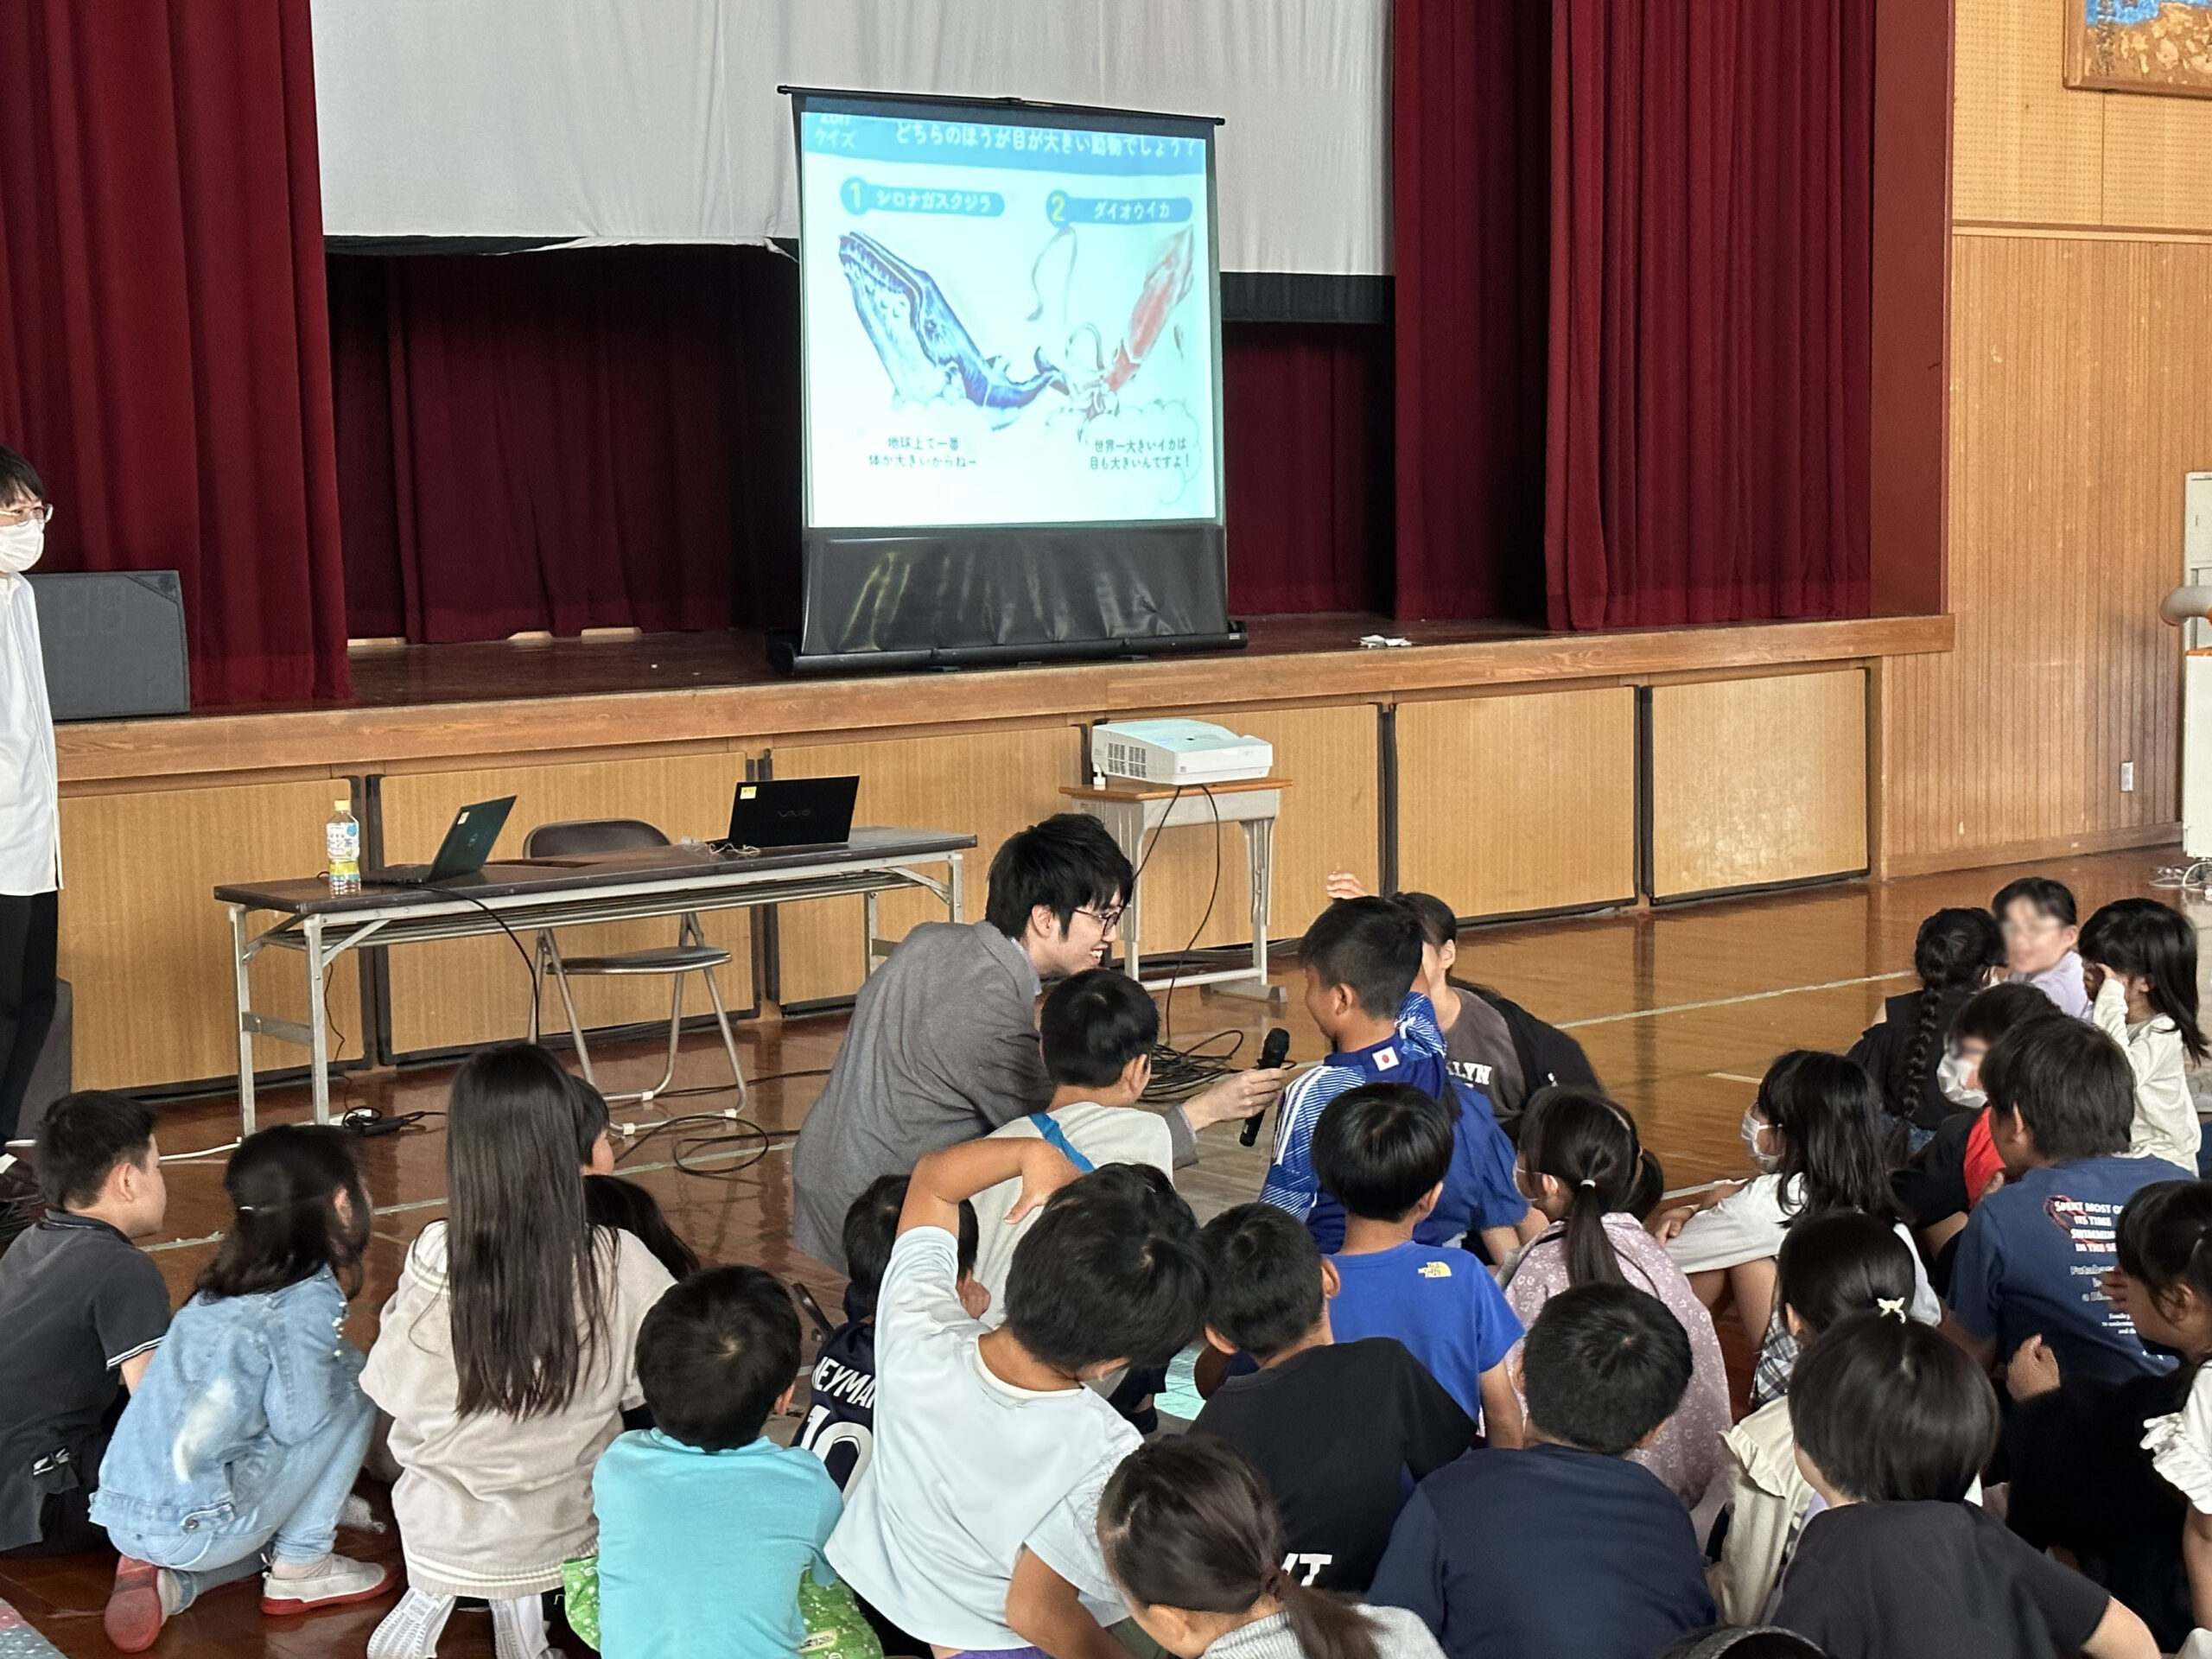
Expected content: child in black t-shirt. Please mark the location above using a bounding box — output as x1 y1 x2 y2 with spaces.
1777 1313 2154 1659
0 1091 172 1555
796 1174 983 1491
1189 1203 1474 1592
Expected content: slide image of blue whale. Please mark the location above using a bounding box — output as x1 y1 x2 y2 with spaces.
837 232 1064 426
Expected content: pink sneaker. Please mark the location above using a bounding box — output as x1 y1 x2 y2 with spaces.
104 1556 170 1653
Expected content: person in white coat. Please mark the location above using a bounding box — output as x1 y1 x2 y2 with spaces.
0 445 60 1160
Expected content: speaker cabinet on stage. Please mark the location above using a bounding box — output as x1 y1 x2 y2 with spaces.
28 570 191 721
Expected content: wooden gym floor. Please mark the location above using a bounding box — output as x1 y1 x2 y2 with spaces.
1 847 2190 1659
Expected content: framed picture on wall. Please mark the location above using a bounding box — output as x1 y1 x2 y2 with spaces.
2065 0 2212 97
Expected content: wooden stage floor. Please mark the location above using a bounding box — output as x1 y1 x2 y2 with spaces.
3 847 2190 1659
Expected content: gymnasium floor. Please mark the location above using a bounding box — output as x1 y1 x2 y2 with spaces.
1 848 2189 1659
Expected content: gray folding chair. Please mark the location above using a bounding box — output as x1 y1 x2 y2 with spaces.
523 817 747 1106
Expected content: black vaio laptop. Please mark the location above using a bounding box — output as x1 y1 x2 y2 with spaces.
367 796 517 887
714 777 859 855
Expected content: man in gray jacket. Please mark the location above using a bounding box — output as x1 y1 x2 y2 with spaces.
791 813 1285 1268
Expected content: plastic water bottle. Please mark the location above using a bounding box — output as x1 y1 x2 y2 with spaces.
327 799 361 896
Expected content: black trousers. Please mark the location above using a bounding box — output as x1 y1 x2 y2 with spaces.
0 890 59 1145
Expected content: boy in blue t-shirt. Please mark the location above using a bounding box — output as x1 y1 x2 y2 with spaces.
1261 898 1533 1262
1945 1016 2191 1386
594 1265 845 1659
1312 1081 1525 1440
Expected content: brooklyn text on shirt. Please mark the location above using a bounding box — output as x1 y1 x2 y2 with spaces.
1446 1060 1496 1087
1282 1553 1332 1586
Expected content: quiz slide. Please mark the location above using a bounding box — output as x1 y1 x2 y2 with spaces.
798 104 1219 531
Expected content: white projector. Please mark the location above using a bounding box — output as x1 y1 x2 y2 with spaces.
1091 719 1274 786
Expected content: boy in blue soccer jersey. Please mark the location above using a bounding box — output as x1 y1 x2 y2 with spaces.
1313 1082 1525 1441
1260 898 1534 1262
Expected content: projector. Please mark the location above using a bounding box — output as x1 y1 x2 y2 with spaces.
1091 720 1274 787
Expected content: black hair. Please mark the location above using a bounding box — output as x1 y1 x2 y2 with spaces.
1980 1015 2134 1163
2116 1179 2212 1328
2082 897 2209 1064
1003 1163 1205 1372
842 1174 979 1319
1757 1051 1897 1222
1039 968 1160 1089
1311 1082 1453 1223
584 1174 700 1281
1516 1089 1642 1288
634 1264 801 1451
1197 1204 1325 1362
444 1042 607 1417
1993 875 2078 930
1628 1147 1667 1222
1389 892 1459 951
1774 1211 1916 1341
1902 909 2005 1104
1300 898 1423 1020
1521 1282 1694 1455
1656 1630 1830 1659
1950 980 2069 1047
35 1090 156 1211
0 446 44 506
1789 1313 1999 1502
983 814 1134 942
1100 1438 1380 1659
569 1074 611 1164
199 1125 371 1301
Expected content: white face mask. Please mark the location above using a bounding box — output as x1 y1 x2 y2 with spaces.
1740 1108 1780 1173
0 517 44 575
1938 1048 1986 1110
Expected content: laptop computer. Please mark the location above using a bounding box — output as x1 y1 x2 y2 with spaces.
715 777 859 855
367 796 517 887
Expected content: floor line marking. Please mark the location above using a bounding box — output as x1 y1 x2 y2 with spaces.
147 1132 800 1254
1555 970 1913 1030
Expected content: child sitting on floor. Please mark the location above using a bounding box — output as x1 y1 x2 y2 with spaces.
829 1141 1205 1659
798 1175 985 1493
1368 1283 1714 1659
1502 1089 1728 1507
1995 875 2090 1018
1098 1436 1446 1659
365 1044 676 1659
569 1077 700 1281
1190 1203 1475 1592
1311 1083 1523 1443
1777 1313 2155 1659
1847 907 2003 1151
594 1264 842 1659
92 1126 393 1649
0 1091 169 1560
2082 898 2208 1174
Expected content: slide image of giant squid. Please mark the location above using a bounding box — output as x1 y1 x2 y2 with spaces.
1056 225 1196 423
837 232 1065 429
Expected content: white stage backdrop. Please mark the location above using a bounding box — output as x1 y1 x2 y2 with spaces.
309 0 1389 276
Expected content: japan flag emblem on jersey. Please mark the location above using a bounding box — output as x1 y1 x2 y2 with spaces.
1374 1046 1399 1071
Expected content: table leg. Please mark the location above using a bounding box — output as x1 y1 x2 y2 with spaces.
231 905 257 1137
1106 801 1146 983
304 914 332 1125
948 852 965 925
1205 816 1286 1004
864 889 881 976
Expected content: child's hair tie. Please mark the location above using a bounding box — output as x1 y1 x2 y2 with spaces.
1876 1296 1908 1321
1578 1178 1599 1189
235 1204 255 1213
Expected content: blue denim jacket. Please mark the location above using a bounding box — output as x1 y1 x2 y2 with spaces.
89 1268 365 1535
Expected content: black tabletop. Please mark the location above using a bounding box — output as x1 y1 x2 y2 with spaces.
213 826 976 915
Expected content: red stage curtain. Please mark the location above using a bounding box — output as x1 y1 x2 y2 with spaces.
1391 0 1553 623
331 247 801 642
0 0 351 703
1545 0 1873 629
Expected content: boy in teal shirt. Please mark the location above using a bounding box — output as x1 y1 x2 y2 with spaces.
594 1265 843 1659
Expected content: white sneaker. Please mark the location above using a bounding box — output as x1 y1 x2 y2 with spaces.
260 1552 400 1616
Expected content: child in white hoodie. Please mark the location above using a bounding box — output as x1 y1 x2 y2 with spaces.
2082 899 2206 1174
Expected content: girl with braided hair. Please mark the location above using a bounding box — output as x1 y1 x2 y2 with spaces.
1847 908 2005 1154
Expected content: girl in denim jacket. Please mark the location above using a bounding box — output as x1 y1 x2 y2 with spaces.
92 1125 394 1649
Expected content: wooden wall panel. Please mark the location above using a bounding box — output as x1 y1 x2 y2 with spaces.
1950 0 2105 226
1650 673 1868 898
59 781 364 1090
1881 234 2206 872
380 755 757 1054
770 725 1074 1005
1120 704 1381 958
1395 689 1637 918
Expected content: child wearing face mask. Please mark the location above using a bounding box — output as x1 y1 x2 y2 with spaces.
0 445 60 1164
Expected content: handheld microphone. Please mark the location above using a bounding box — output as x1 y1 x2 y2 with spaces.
1237 1027 1295 1147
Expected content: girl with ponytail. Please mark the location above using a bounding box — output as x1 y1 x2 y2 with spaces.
1098 1438 1440 1659
1848 907 2005 1149
1499 1090 1731 1506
